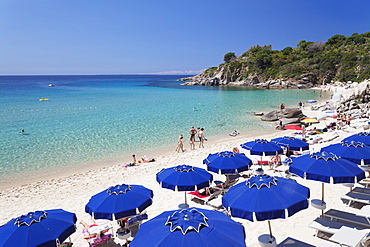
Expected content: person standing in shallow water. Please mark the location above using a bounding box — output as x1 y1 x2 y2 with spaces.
198 128 207 148
189 127 197 145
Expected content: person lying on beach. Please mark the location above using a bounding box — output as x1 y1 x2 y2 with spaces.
198 186 222 196
229 130 239 136
80 219 109 239
141 156 155 163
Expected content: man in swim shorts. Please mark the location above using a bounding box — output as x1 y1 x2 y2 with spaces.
189 126 197 142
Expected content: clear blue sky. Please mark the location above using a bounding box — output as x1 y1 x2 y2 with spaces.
0 0 369 75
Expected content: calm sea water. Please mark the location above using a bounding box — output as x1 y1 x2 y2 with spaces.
0 75 323 184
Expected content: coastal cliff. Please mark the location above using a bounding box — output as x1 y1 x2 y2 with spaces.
180 32 370 89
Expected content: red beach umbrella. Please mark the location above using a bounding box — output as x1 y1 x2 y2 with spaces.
284 125 302 131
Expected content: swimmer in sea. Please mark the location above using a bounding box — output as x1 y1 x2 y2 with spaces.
19 129 25 133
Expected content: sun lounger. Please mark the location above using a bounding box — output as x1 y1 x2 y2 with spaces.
328 226 370 247
316 242 341 247
308 217 365 236
341 192 370 207
277 237 316 247
352 187 370 195
206 195 224 209
127 213 148 237
189 189 223 205
273 164 290 177
324 209 370 229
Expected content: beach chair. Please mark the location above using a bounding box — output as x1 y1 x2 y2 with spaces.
206 194 224 210
327 226 370 247
82 222 113 247
316 242 341 247
308 217 365 237
324 209 370 229
341 192 370 207
127 213 148 237
352 187 370 195
189 188 223 205
277 237 316 247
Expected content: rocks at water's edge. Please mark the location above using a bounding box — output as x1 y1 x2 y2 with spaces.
179 72 315 89
317 80 370 118
261 108 305 122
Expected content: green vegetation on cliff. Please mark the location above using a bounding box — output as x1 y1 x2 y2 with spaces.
205 32 370 83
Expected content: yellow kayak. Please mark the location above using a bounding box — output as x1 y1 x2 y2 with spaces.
39 98 49 101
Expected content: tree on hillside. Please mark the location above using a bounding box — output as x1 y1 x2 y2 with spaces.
307 41 325 54
325 34 346 47
224 52 237 62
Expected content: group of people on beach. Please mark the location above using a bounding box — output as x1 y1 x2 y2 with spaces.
337 113 354 128
176 127 207 152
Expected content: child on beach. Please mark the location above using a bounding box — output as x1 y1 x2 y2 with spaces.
175 134 185 152
124 154 139 168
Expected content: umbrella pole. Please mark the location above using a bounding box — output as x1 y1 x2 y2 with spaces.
184 191 187 205
260 157 263 169
268 220 273 240
321 182 325 218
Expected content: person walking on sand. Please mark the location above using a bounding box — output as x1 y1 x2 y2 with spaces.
175 134 185 152
198 128 207 148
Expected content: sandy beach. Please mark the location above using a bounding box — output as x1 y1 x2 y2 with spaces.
1 81 370 246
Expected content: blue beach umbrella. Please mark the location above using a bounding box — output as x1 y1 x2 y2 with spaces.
343 132 370 146
203 151 252 175
289 152 365 216
272 136 309 151
240 139 283 156
306 100 317 103
0 209 77 247
222 175 309 240
85 184 153 220
321 141 370 166
156 165 213 205
129 207 247 247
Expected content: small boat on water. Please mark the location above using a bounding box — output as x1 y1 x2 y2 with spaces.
39 98 49 101
48 84 55 87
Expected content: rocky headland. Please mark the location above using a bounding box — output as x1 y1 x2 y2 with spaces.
180 32 370 89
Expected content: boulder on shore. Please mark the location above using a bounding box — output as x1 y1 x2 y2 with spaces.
261 108 305 122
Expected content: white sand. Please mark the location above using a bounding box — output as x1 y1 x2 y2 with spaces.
1 83 369 247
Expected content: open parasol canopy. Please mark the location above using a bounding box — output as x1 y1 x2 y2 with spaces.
321 141 370 166
129 207 247 247
156 165 213 205
240 139 283 156
222 175 309 240
343 132 370 146
284 124 302 130
272 136 309 151
85 184 153 220
0 209 77 247
203 151 252 175
289 152 365 216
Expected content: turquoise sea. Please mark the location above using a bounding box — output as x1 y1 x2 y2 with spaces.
0 75 323 187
